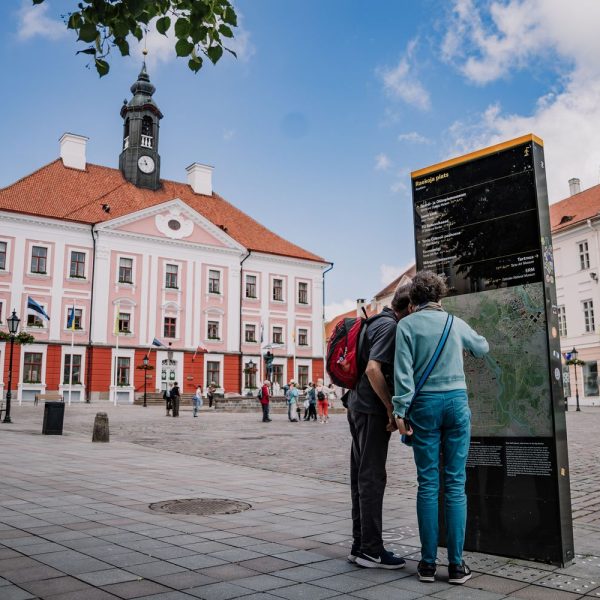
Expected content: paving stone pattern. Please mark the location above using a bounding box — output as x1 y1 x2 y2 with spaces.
0 404 598 600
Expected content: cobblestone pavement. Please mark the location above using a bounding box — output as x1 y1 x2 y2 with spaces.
0 403 598 600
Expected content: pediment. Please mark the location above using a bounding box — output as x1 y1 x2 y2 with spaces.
97 199 244 251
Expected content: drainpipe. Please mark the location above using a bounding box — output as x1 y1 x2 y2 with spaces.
85 224 98 402
239 250 252 391
322 262 334 381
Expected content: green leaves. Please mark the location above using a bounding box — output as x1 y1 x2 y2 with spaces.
32 0 240 76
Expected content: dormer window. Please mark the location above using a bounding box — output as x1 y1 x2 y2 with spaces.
560 215 573 224
141 117 153 148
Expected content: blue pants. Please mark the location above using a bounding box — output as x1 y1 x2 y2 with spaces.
409 389 470 565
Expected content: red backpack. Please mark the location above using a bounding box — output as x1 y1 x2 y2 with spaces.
326 310 385 389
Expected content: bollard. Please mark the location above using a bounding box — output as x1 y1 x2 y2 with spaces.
92 412 109 442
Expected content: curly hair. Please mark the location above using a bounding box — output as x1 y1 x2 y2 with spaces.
409 270 448 305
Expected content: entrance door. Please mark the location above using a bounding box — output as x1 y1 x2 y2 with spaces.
161 359 178 391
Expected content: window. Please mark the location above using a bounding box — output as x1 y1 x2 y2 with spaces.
579 241 590 270
584 361 599 396
166 264 178 289
272 278 283 301
118 312 131 333
272 364 283 387
23 352 43 383
69 251 86 278
63 354 82 385
27 304 47 328
0 241 6 270
66 308 83 330
208 270 221 294
207 320 220 339
273 326 283 344
298 365 309 389
119 257 133 283
298 328 308 346
245 324 256 343
164 317 177 338
244 361 257 390
117 357 130 386
583 300 595 333
31 246 47 274
557 306 567 337
245 275 257 298
0 302 3 324
298 282 308 304
207 361 220 387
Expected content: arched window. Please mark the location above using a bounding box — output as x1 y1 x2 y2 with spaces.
123 118 130 149
141 117 153 148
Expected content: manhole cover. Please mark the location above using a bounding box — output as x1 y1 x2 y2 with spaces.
149 498 252 516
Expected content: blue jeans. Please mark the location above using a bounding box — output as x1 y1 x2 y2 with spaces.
409 389 471 565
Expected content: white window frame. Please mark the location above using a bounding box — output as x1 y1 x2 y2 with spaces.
243 322 258 344
114 300 136 337
63 304 85 332
297 326 310 347
0 238 10 272
117 254 136 286
67 248 89 280
60 345 87 389
18 343 48 402
296 360 312 388
163 315 178 339
205 311 224 343
0 299 4 325
207 267 223 295
27 242 51 277
271 276 286 303
583 299 595 333
272 324 284 345
244 273 259 300
578 240 590 271
207 319 221 341
165 262 181 290
25 300 49 330
296 280 310 306
110 347 135 391
557 305 567 337
204 354 224 389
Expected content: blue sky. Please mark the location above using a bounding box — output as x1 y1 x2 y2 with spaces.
2 0 600 318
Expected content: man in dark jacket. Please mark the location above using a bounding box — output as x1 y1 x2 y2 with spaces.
347 285 410 569
260 380 271 422
170 382 181 417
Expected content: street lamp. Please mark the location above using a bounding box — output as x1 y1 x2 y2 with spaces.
4 310 21 424
247 359 255 390
142 354 149 408
570 347 581 412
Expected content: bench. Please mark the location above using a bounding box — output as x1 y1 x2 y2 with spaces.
34 392 63 406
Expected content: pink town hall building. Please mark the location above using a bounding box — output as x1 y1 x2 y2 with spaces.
0 65 330 403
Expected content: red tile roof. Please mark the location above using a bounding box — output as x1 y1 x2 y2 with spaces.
550 183 600 233
0 160 326 263
374 264 416 299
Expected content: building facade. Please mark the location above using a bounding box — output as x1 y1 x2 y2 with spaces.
551 178 600 406
0 66 329 403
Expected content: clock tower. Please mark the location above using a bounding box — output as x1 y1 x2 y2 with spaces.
119 62 163 190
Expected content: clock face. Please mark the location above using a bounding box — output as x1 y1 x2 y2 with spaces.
138 156 155 174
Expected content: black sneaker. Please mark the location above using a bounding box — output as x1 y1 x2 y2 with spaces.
448 561 472 584
347 544 360 563
417 560 437 582
355 549 406 569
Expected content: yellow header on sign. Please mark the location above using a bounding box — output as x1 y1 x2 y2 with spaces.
411 133 543 179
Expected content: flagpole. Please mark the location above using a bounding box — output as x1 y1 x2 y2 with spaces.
69 311 74 406
114 303 119 406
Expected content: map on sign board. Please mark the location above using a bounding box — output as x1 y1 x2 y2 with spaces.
442 283 552 437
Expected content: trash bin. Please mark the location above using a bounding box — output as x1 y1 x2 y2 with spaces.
42 401 65 435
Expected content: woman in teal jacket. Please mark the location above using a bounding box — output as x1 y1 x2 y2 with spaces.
392 271 488 585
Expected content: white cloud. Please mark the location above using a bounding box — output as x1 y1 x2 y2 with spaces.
375 153 391 171
16 0 65 41
398 131 431 144
378 39 431 110
228 27 255 63
380 262 414 287
390 180 408 194
324 299 356 322
223 129 235 141
442 0 600 201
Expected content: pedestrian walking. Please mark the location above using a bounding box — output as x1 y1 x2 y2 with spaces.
347 284 411 570
207 383 216 409
259 380 272 422
393 271 489 584
170 382 181 417
328 383 337 409
307 383 317 421
163 385 172 416
316 378 329 423
192 385 203 417
286 382 299 422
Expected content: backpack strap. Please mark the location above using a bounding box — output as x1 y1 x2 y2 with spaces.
357 311 393 369
411 313 454 406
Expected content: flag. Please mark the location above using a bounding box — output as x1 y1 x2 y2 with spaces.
67 305 76 330
152 338 166 347
27 296 50 320
192 343 208 361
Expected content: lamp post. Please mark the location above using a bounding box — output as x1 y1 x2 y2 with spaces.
142 354 149 408
4 310 21 424
570 347 581 412
247 359 255 390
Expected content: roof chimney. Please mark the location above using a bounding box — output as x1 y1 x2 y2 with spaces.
60 133 88 170
186 162 213 195
356 298 366 317
569 177 581 196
